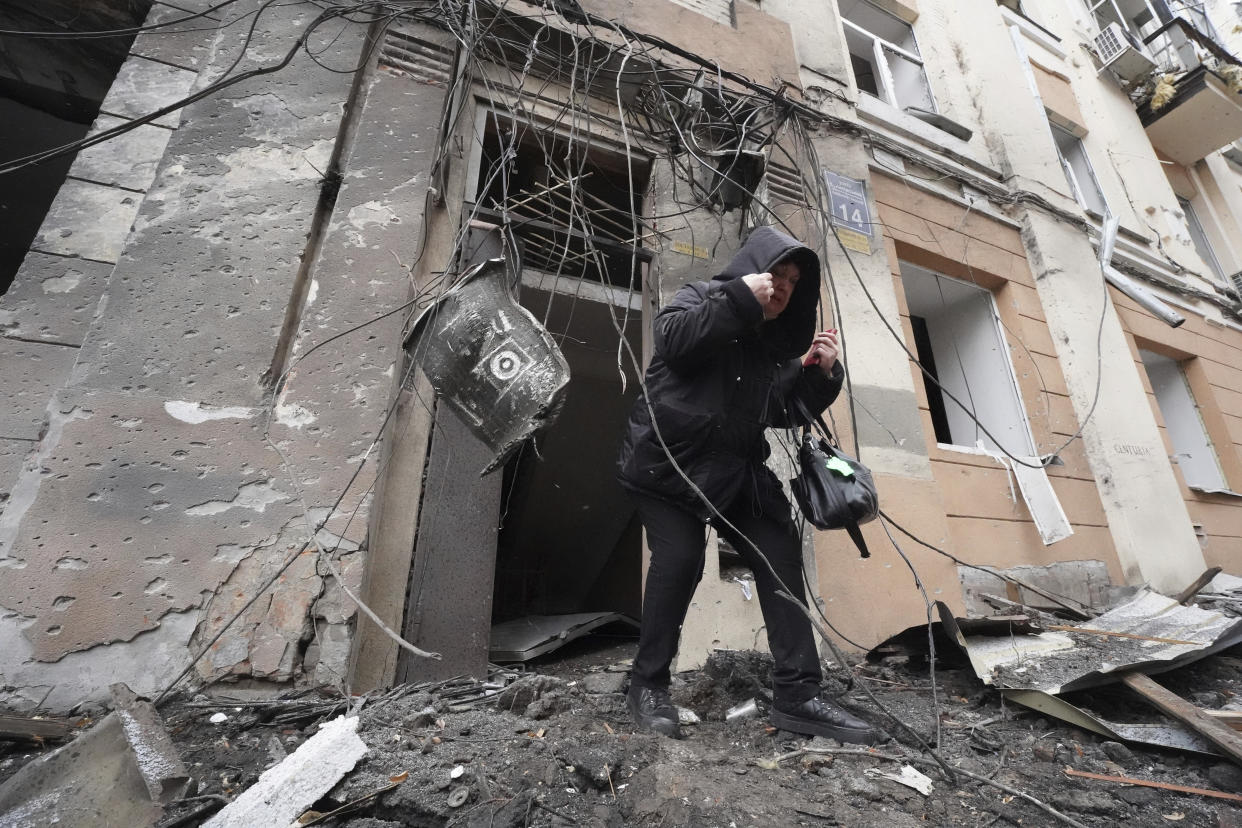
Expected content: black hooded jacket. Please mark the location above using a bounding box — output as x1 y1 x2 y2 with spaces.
617 227 844 519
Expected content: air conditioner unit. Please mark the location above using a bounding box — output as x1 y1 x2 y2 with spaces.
1093 22 1158 83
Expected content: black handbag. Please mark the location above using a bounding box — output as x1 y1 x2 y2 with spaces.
789 402 878 559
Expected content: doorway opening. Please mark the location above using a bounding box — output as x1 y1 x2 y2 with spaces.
489 283 645 659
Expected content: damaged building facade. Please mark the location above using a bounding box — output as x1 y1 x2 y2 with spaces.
2 0 1242 710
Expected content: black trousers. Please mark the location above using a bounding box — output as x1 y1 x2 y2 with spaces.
628 491 823 708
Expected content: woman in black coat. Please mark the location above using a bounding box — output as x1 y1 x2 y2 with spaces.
617 226 877 744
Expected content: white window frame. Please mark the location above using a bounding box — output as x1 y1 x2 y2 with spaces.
1139 349 1228 492
840 1 938 113
901 263 1037 456
1050 124 1108 216
1177 196 1225 280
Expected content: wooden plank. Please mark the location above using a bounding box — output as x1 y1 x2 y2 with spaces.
1174 566 1223 605
1046 625 1205 647
1064 768 1242 803
1122 673 1242 766
1204 710 1242 731
0 714 71 742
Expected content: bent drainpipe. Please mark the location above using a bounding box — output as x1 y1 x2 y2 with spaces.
1098 212 1186 328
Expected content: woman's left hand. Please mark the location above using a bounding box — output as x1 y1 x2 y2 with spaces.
804 330 839 376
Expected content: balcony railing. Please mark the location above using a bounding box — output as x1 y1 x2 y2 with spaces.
1133 17 1242 165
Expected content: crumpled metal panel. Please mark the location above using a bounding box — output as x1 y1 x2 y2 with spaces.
1003 689 1223 757
938 591 1242 695
404 258 570 474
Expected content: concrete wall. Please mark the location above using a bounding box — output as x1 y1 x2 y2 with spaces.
0 1 383 708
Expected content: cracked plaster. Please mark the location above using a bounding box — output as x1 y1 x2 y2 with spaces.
0 253 113 345
71 10 364 406
33 179 144 263
0 608 197 711
98 55 197 129
69 113 175 192
0 391 303 662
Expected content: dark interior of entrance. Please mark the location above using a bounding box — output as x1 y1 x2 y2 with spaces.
492 285 644 624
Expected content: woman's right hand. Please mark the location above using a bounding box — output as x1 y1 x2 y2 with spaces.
742 272 774 309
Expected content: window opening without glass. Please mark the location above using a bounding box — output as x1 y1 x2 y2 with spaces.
902 263 1036 456
1050 124 1108 216
840 0 937 112
471 113 651 291
1139 349 1228 491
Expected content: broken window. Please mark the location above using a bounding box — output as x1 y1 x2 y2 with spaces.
1050 124 1108 217
839 0 937 113
1177 196 1225 280
902 263 1036 456
470 113 650 292
1139 349 1228 491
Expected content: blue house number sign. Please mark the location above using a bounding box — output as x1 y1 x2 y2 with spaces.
823 170 873 238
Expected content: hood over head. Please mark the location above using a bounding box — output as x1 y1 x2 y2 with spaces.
713 225 821 358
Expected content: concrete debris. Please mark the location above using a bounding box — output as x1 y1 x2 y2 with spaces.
109 683 191 803
0 713 163 828
0 685 187 826
403 258 571 474
203 715 367 828
725 698 760 721
865 764 935 796
210 712 229 724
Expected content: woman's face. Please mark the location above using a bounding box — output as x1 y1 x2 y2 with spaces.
764 260 801 319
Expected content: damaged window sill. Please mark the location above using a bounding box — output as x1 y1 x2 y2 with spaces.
1188 486 1242 498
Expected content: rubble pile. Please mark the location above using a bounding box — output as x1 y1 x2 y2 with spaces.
6 579 1242 827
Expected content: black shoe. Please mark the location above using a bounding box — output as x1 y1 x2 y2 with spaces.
771 695 878 745
627 685 683 739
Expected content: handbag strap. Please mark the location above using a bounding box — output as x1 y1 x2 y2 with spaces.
844 520 871 559
790 394 836 446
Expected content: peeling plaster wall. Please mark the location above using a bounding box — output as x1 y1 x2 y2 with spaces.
0 0 375 708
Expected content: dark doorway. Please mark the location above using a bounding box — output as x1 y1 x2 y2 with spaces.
492 285 644 624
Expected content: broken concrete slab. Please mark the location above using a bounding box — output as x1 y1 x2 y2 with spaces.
110 683 191 803
0 253 113 346
0 713 163 828
203 715 367 828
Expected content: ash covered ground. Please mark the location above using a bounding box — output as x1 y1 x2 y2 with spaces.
5 632 1242 827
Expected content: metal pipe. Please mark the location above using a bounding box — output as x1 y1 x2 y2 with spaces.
1104 265 1186 327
